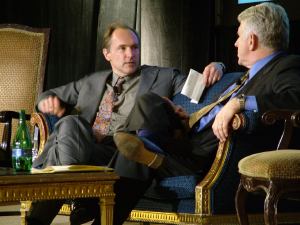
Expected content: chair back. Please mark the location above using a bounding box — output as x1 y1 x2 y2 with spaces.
0 24 49 164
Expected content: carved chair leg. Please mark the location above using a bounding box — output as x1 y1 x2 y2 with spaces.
235 180 250 225
264 182 280 225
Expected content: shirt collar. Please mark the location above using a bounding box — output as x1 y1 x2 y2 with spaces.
112 67 141 86
249 51 282 79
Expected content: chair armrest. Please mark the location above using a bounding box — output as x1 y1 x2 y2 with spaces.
0 111 18 151
0 110 20 121
291 111 300 127
195 109 299 215
0 111 30 151
30 112 49 154
195 112 248 214
231 113 246 130
30 112 61 155
262 109 300 127
262 109 300 149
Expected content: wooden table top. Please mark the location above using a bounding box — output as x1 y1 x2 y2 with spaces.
0 167 119 186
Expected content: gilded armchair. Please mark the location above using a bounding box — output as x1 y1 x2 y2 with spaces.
0 24 50 167
127 73 300 225
28 72 300 225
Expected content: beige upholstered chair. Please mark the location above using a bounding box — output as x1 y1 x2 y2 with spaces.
0 24 50 167
236 110 300 225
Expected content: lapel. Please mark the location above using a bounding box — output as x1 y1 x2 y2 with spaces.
96 71 111 96
90 71 111 103
136 65 158 97
81 70 112 123
240 53 284 94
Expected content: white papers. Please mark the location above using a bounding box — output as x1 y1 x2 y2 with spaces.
181 69 205 103
31 165 114 174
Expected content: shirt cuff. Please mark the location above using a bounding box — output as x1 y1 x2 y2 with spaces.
245 96 258 112
216 62 226 73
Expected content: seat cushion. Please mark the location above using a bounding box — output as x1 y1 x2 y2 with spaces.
137 175 199 213
238 150 300 179
144 175 199 200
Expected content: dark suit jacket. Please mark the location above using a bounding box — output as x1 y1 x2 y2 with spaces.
189 54 300 174
37 65 186 123
240 54 300 115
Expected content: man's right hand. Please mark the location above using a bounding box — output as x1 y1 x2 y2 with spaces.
212 98 241 142
162 97 190 132
37 96 66 117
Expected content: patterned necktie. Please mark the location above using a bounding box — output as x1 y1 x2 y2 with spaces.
189 71 249 128
92 77 125 142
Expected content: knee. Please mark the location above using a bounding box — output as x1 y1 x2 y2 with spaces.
57 115 80 130
55 115 91 134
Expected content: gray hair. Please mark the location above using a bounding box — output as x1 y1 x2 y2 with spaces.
238 2 289 51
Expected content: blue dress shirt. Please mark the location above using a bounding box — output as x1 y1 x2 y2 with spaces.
195 51 282 132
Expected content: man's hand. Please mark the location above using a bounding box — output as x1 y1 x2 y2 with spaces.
212 98 240 142
163 97 189 120
202 62 224 87
37 96 66 117
162 97 190 131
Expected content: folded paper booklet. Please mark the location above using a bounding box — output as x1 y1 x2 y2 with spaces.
181 68 206 103
31 165 114 174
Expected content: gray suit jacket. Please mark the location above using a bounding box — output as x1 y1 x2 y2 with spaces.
37 65 186 123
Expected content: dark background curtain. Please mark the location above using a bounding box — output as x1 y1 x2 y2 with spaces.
1 0 299 90
214 0 300 72
1 0 101 89
140 0 215 75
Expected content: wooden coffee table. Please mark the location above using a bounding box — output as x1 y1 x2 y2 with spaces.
0 167 119 225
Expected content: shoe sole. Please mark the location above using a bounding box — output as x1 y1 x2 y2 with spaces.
113 132 163 168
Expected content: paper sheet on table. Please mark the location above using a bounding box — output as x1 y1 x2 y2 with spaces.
31 165 114 174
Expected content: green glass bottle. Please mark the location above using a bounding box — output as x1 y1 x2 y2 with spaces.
11 110 32 171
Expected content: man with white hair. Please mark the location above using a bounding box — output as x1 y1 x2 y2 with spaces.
113 2 300 225
116 2 300 172
211 2 299 141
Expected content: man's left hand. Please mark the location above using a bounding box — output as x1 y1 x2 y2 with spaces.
202 62 224 87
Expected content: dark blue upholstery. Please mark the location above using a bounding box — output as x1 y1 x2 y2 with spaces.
140 175 199 213
43 114 60 133
172 72 243 114
39 72 300 217
135 72 245 213
43 72 267 214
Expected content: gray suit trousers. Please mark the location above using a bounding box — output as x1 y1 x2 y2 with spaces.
33 115 116 168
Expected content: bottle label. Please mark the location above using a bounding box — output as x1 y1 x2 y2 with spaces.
12 148 22 158
12 147 32 171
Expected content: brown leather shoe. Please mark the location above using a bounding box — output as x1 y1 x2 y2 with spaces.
113 132 164 169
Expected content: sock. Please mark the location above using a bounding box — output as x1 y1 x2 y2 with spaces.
137 130 166 155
